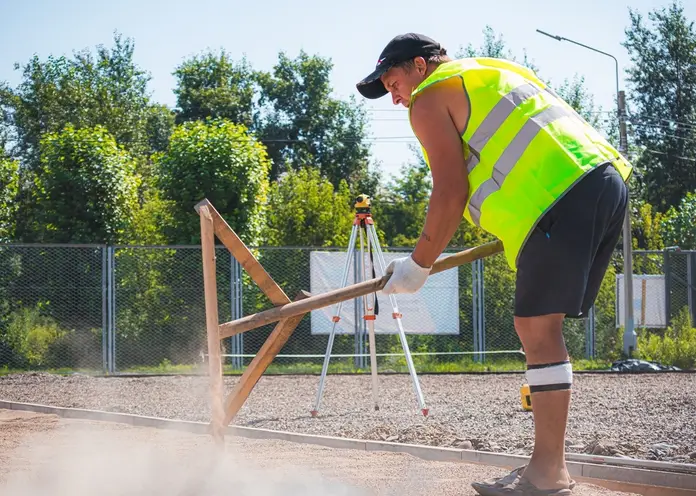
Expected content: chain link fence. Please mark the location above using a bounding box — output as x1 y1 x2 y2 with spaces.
1 243 694 374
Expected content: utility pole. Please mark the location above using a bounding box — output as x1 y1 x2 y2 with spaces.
536 29 636 356
618 90 636 355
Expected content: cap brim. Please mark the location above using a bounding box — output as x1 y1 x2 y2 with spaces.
356 66 389 99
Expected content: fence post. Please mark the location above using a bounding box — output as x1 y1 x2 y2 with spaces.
101 246 108 374
480 258 487 363
664 249 672 327
585 305 595 359
471 259 485 363
229 253 244 370
106 246 115 374
690 253 696 325
472 258 479 363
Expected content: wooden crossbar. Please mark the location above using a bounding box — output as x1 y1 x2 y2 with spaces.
195 198 504 444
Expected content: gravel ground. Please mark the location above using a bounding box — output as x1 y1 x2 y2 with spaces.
1 372 695 465
0 409 637 495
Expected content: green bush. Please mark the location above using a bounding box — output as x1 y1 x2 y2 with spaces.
637 306 696 369
2 305 68 367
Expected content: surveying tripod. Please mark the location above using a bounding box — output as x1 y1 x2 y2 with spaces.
310 195 428 417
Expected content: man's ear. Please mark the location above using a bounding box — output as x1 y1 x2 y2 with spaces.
414 56 428 75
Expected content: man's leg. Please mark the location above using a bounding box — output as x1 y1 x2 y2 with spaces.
514 313 573 490
471 163 627 494
507 165 626 491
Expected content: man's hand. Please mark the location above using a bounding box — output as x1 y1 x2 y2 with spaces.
382 255 432 294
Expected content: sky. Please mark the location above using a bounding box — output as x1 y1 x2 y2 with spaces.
2 0 694 181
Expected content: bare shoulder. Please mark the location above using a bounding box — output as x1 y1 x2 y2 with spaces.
410 77 470 139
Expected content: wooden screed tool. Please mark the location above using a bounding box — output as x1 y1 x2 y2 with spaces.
195 198 503 442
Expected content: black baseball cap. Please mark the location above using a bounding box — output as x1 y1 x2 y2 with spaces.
356 33 443 99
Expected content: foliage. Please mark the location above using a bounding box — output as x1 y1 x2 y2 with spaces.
2 305 68 368
0 32 153 164
124 188 176 245
255 51 377 192
661 191 696 249
372 158 431 247
145 104 176 153
173 50 256 128
0 156 19 242
156 118 270 245
28 124 139 244
638 306 696 369
456 25 540 72
553 74 604 129
631 199 666 250
262 167 354 247
592 264 624 361
623 0 696 212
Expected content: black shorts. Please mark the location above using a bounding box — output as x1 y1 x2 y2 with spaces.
514 161 628 318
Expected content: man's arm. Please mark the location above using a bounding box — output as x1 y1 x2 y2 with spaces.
409 87 470 268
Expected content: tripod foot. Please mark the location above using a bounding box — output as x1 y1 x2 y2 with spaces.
422 408 429 417
310 410 319 417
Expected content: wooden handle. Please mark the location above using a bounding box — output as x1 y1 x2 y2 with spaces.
218 239 503 338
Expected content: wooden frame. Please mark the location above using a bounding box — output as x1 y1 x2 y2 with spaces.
195 198 504 444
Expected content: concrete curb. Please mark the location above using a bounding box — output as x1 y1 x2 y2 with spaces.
1 400 694 495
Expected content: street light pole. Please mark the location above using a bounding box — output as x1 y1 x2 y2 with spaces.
536 29 636 356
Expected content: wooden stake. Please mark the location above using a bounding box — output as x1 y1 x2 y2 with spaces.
199 205 226 446
219 239 504 337
222 290 311 426
194 198 503 443
195 199 290 306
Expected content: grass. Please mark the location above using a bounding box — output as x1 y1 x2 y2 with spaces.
0 357 615 377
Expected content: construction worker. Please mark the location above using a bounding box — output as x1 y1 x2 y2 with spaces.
357 33 632 495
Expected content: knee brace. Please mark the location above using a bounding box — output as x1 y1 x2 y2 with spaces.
525 360 573 393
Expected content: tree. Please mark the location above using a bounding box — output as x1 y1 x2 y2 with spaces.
172 50 255 128
255 51 376 192
0 32 153 165
456 25 540 72
145 104 176 154
25 125 139 244
661 191 696 249
373 156 431 247
262 167 354 247
631 199 666 250
554 75 604 129
623 1 696 212
156 118 270 245
0 155 19 242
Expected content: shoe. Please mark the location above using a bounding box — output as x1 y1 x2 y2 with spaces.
471 466 575 495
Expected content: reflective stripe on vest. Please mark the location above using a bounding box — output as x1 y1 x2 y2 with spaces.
466 83 542 174
468 99 575 225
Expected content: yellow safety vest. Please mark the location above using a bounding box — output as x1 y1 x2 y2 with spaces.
409 57 633 270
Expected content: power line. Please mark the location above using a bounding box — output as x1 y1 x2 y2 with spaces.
630 118 696 132
629 126 696 145
642 149 696 162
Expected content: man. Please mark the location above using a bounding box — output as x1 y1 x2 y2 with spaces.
356 33 632 495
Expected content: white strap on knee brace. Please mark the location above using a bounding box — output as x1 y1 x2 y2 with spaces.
525 360 573 392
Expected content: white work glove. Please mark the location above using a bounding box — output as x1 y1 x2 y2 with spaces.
382 255 432 295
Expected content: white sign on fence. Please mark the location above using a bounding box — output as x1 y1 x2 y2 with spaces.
309 251 460 335
615 274 667 328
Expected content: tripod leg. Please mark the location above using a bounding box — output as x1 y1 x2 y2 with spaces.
362 226 380 411
366 224 428 416
311 223 359 417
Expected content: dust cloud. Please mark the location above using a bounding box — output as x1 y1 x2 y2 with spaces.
1 420 368 496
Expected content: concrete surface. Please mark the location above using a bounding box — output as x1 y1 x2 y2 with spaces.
0 409 639 496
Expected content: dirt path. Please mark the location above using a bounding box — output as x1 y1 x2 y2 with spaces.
0 409 637 495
